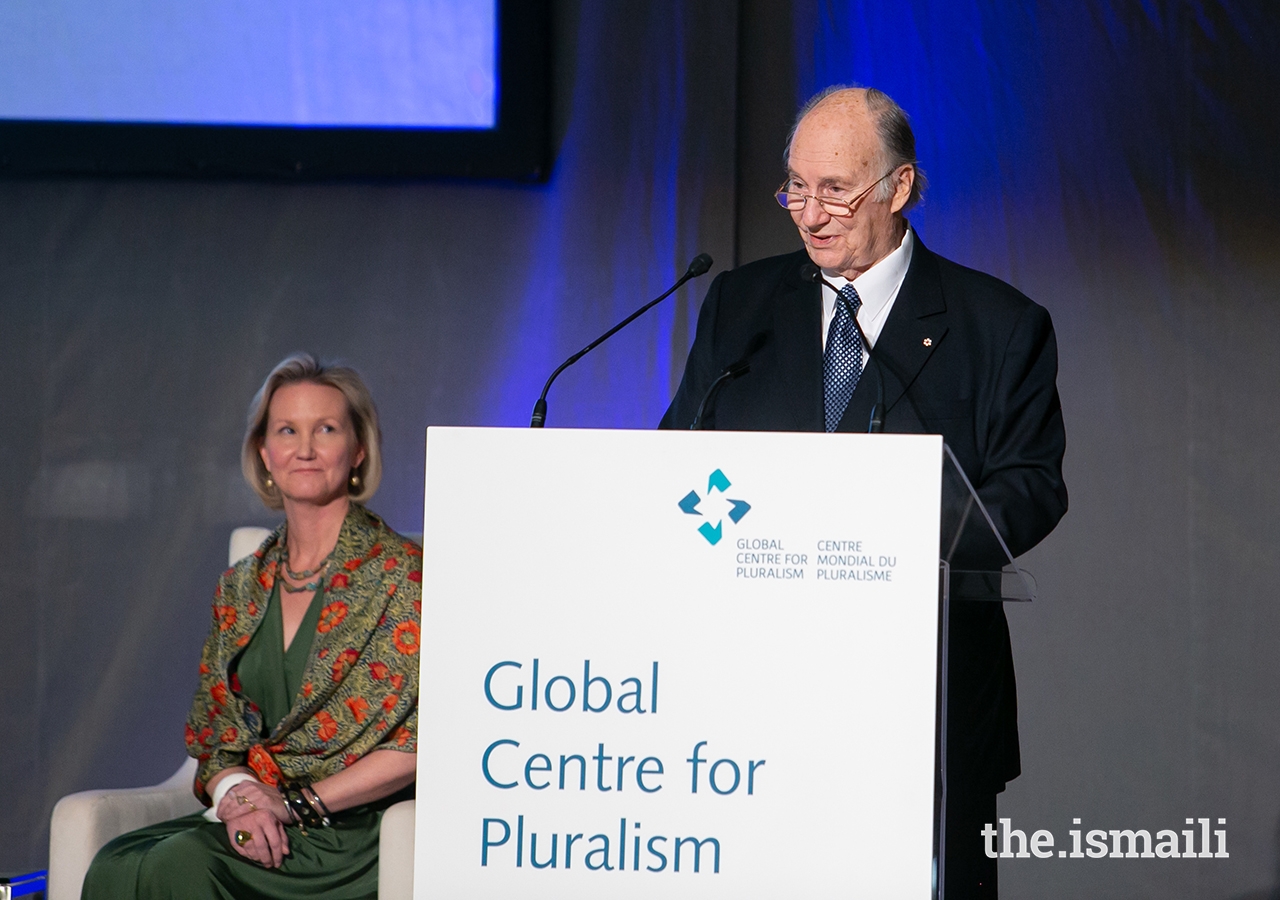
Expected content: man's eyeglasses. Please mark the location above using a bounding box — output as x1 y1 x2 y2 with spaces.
774 169 897 217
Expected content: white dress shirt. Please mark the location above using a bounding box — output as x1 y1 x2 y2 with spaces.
819 227 915 354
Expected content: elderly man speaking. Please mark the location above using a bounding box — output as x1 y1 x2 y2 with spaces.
661 86 1068 897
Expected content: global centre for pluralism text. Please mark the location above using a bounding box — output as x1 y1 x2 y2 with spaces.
477 658 767 874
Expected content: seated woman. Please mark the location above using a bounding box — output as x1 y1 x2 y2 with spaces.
83 353 421 900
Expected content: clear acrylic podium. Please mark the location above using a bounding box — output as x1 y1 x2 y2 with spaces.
934 443 1035 898
941 443 1037 605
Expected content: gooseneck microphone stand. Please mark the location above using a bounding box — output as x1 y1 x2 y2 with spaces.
529 253 713 428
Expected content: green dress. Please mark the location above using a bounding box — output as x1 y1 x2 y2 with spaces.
82 583 409 900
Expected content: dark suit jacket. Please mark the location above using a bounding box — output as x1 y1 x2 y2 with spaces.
660 237 1068 789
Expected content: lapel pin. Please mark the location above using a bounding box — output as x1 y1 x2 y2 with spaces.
922 337 933 347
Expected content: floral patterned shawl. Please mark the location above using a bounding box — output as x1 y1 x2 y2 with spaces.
185 504 421 802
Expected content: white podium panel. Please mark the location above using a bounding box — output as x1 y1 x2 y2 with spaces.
416 427 943 898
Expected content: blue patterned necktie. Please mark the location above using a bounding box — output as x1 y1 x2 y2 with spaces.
823 283 864 432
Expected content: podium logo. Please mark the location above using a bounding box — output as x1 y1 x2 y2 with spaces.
678 468 751 545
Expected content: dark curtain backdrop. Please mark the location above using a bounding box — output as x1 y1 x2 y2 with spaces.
2 2 1277 897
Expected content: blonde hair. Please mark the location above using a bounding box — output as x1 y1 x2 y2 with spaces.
241 353 383 510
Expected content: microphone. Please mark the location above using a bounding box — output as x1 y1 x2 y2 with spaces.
530 254 713 427
799 263 884 432
690 333 768 430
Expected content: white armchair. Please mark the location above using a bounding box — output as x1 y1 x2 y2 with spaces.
47 527 416 900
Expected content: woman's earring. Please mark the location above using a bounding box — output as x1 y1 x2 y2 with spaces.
265 474 274 488
350 473 361 488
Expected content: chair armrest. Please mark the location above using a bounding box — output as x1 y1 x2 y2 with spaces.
47 758 202 900
378 799 415 900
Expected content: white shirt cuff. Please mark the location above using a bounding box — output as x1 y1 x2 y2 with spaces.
203 772 260 822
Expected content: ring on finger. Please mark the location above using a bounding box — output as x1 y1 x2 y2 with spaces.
235 829 254 847
234 792 258 811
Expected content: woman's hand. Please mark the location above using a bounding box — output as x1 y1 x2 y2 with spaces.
219 782 293 868
215 779 290 825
